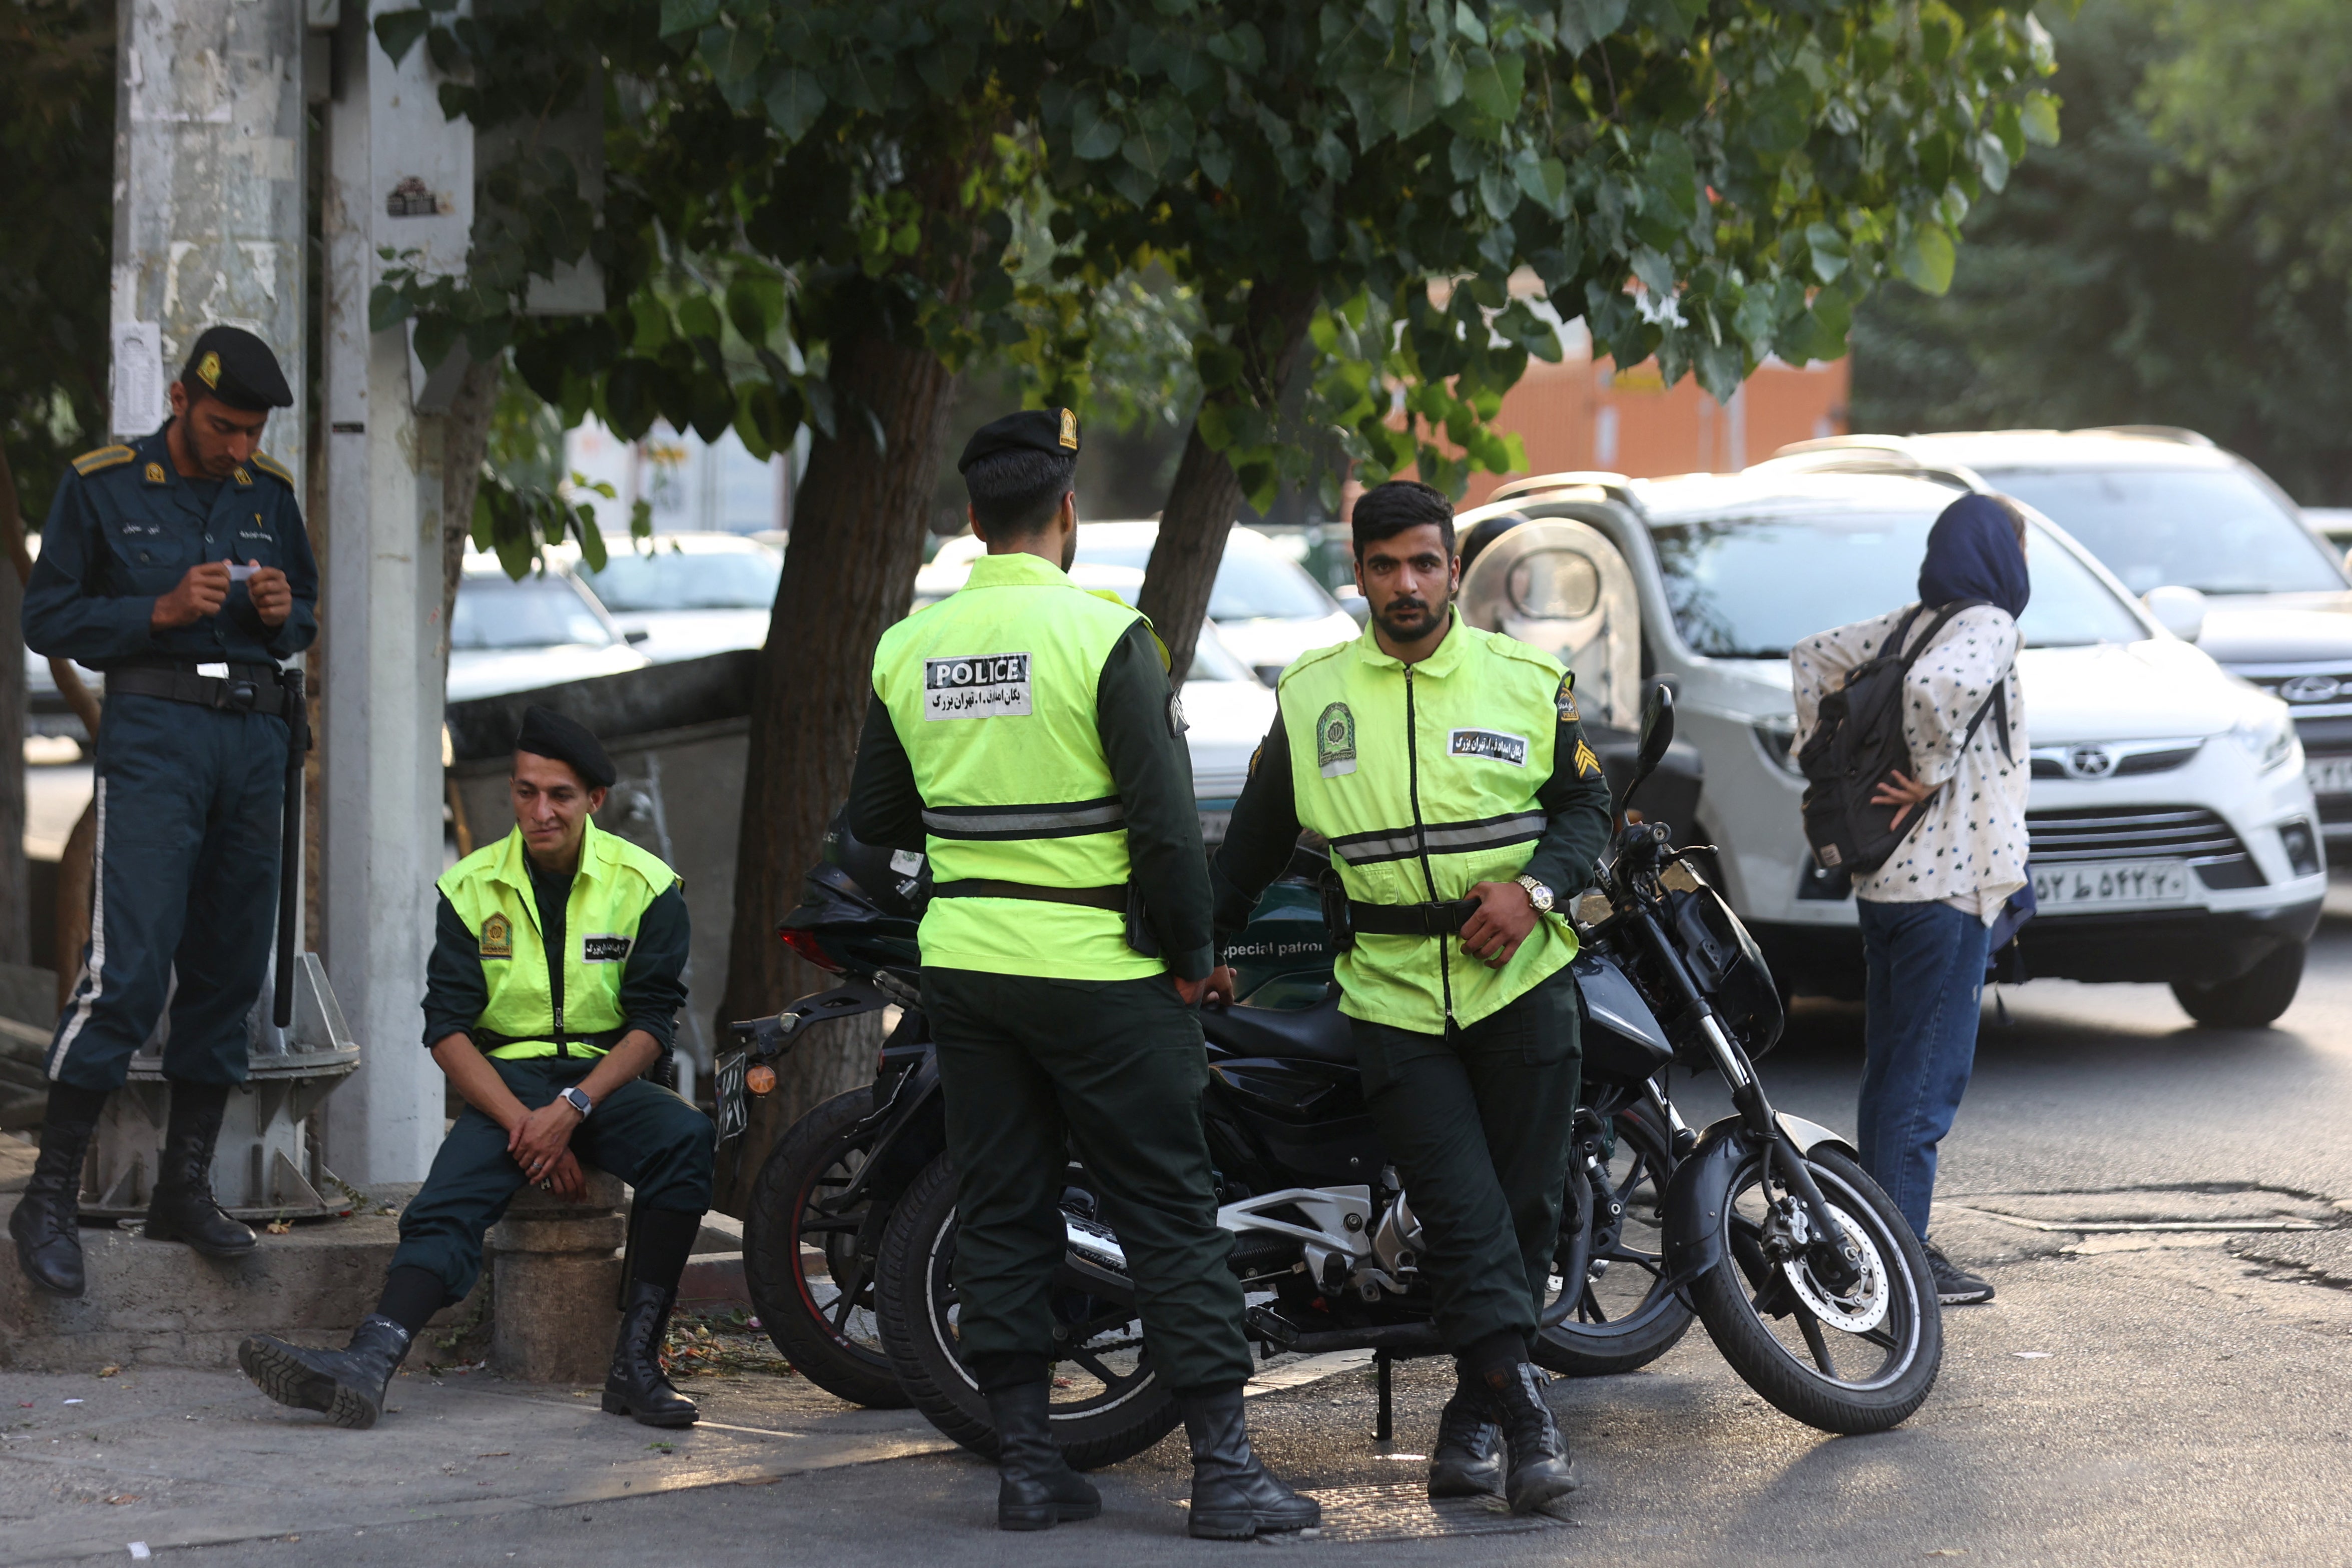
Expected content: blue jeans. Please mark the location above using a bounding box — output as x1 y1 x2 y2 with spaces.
1855 898 1991 1242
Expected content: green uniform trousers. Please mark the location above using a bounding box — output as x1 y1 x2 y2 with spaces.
923 968 1256 1395
1350 969 1582 1353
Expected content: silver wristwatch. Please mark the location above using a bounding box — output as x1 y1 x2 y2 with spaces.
558 1086 593 1119
1514 874 1555 914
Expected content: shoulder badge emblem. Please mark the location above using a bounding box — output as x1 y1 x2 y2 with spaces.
71 445 136 478
143 462 166 484
196 350 221 389
1574 740 1603 779
479 912 513 959
1167 691 1189 737
232 466 252 487
1556 674 1579 723
1316 701 1356 778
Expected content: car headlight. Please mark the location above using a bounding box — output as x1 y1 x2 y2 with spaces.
2228 706 2296 773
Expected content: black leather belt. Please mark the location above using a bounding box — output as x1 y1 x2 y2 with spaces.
931 879 1129 913
107 661 292 718
1347 898 1479 937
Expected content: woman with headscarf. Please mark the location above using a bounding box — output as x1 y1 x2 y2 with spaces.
1789 492 2032 1307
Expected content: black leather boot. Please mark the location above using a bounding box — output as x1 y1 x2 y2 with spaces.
1483 1361 1578 1514
1426 1369 1506 1499
239 1315 412 1429
988 1381 1100 1530
143 1082 257 1258
1179 1387 1320 1540
602 1278 698 1427
10 1083 106 1298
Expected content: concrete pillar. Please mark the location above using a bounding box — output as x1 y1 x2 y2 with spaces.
314 6 471 1184
488 1170 626 1383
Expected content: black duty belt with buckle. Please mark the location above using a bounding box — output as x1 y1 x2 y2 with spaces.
930 879 1129 913
1347 898 1480 937
107 660 292 718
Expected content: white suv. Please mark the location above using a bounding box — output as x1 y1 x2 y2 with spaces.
1457 465 2325 1027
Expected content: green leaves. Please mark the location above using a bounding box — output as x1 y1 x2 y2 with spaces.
2022 90 2061 147
1897 222 1957 296
373 7 430 65
762 69 824 143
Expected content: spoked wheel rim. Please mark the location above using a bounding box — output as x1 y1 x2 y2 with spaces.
919 1190 1164 1422
1562 1108 1680 1338
791 1138 886 1362
1722 1155 1926 1393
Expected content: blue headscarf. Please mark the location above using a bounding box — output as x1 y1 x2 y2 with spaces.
1918 493 2030 619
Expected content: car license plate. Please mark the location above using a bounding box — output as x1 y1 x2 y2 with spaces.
2307 755 2352 797
714 1050 748 1145
2031 860 2191 912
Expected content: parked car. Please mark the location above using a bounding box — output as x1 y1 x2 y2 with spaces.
447 553 650 703
1458 464 2325 1026
906 558 1276 846
1768 428 2352 853
928 521 1359 685
572 532 782 663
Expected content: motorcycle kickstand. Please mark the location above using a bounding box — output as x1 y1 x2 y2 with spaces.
1374 1348 1393 1446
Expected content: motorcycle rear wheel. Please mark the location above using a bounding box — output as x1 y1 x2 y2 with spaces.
740 1088 909 1409
874 1153 1182 1469
1689 1144 1942 1434
1536 1102 1694 1377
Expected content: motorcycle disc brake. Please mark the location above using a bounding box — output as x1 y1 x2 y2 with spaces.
1781 1202 1889 1334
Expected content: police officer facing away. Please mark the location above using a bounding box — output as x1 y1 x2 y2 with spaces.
846 410 1317 1539
12 326 319 1297
239 708 715 1429
1209 480 1613 1515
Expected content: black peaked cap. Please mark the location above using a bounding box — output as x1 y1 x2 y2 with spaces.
181 325 294 411
958 407 1080 473
515 704 617 789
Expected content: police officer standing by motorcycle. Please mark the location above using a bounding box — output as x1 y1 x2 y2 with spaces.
1209 479 1613 1515
11 326 318 1297
845 410 1317 1540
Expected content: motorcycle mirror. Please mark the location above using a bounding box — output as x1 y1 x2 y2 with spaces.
1620 684 1676 814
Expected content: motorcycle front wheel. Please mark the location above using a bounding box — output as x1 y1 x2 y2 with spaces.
873 1154 1181 1470
740 1088 909 1409
1537 1100 1694 1377
1688 1143 1942 1434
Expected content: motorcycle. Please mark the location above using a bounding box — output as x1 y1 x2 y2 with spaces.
722 686 1937 1462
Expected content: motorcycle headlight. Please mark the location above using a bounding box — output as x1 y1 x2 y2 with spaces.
2228 706 2296 773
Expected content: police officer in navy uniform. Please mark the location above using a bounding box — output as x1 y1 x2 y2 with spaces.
10 325 320 1299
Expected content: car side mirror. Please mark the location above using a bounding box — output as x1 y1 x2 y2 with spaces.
2142 585 2207 643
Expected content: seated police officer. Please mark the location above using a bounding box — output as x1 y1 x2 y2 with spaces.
238 708 715 1429
1209 480 1613 1515
12 326 318 1297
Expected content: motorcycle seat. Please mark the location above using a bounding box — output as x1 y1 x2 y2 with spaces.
1201 988 1356 1065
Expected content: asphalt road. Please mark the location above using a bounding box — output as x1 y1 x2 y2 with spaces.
47 887 2352 1565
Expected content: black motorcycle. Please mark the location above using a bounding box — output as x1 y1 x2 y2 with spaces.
723 688 1937 1462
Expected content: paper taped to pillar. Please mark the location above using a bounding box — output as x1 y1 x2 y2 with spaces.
1459 516 1641 730
110 0 307 474
367 0 474 411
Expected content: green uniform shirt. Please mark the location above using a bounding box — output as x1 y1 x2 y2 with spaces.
853 551 1214 981
1214 611 1615 1031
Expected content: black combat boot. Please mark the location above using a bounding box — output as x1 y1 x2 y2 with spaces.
1426 1367 1506 1499
602 1278 698 1427
1178 1387 1320 1540
1483 1360 1578 1514
10 1083 107 1297
988 1381 1100 1530
239 1315 413 1429
143 1082 257 1258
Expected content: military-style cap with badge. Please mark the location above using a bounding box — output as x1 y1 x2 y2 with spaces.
957 406 1081 472
180 325 296 412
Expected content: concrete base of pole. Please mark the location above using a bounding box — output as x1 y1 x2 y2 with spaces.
487 1169 626 1384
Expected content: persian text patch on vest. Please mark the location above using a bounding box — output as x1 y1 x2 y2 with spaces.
925 653 1033 720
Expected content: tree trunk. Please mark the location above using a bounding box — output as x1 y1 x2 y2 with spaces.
1138 283 1320 685
710 330 959 1214
438 354 502 669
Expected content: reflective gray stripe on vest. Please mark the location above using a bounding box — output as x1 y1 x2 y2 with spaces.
1329 810 1549 867
922 796 1128 840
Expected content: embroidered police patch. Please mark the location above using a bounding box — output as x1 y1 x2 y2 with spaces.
582 934 632 963
1167 692 1189 737
1316 702 1356 778
1556 675 1579 723
1449 728 1529 766
924 653 1032 720
479 913 513 959
1574 739 1604 778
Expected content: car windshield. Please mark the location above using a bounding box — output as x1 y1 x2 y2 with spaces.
1647 509 2147 658
578 547 781 612
451 574 615 651
1985 466 2344 596
1074 538 1337 621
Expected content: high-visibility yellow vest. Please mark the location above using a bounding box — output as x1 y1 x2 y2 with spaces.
437 818 680 1058
872 551 1166 981
1278 613 1580 1030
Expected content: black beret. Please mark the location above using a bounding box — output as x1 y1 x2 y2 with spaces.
514 704 616 789
958 407 1080 473
180 325 294 412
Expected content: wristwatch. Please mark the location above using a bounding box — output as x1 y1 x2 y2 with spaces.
1514 874 1555 915
558 1086 594 1120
